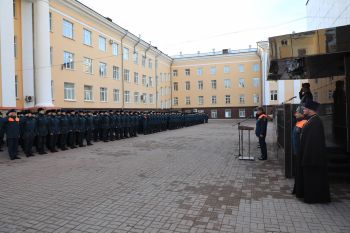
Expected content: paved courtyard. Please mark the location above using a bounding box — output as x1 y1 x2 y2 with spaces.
0 120 349 233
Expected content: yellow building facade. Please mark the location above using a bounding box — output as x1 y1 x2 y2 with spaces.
1 0 262 118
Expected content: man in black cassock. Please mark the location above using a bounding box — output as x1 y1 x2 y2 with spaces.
294 100 331 204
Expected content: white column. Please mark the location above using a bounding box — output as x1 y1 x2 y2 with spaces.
22 0 35 108
0 0 16 107
33 0 53 107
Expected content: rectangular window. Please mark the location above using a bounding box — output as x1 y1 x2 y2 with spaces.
211 96 217 104
142 75 146 86
198 96 204 105
50 47 53 65
149 77 153 87
134 72 139 84
63 51 74 69
270 90 278 101
64 82 75 100
328 90 333 100
13 0 16 18
113 89 120 102
124 69 130 82
239 109 246 118
149 94 153 104
83 57 93 74
185 69 190 76
84 85 93 101
83 29 92 46
211 110 218 119
148 59 152 69
124 91 130 103
224 79 232 88
113 66 120 80
225 95 231 104
133 52 138 64
253 78 260 87
197 68 203 76
253 64 260 72
15 75 18 98
225 109 232 118
99 62 107 77
239 78 245 87
173 97 179 106
100 87 108 102
173 82 178 91
112 43 118 56
239 95 245 104
142 56 146 67
49 12 53 31
185 96 191 105
99 36 106 52
253 94 259 104
224 65 231 73
134 92 139 103
123 47 129 60
14 36 17 58
141 93 147 103
63 19 73 39
211 80 217 89
198 81 203 90
173 70 178 77
185 81 190 90
210 67 216 75
239 64 245 72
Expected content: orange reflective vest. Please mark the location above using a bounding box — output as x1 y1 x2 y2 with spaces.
8 117 19 122
296 119 308 129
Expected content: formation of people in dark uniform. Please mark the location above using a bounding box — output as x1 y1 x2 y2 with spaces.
0 108 208 160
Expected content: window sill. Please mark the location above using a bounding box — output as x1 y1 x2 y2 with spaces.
63 35 75 41
84 43 93 48
84 100 94 102
64 99 76 102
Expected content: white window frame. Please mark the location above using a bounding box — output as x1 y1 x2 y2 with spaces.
63 51 74 69
112 43 118 56
64 82 75 101
185 96 191 105
211 80 217 89
100 87 108 102
253 78 260 87
197 68 203 76
210 67 216 75
185 81 190 91
239 64 245 73
253 64 260 72
239 109 246 118
173 82 178 91
224 79 232 89
113 66 120 80
134 92 140 103
134 72 139 84
185 69 190 76
225 109 232 118
224 65 231 73
123 47 129 60
239 95 245 104
84 85 93 101
83 57 93 74
83 29 92 46
63 19 74 39
173 70 178 77
198 81 203 90
113 89 120 102
198 96 204 105
225 95 231 104
124 91 130 103
270 90 278 101
253 94 259 104
99 62 107 77
124 69 130 82
211 110 218 119
133 52 138 64
239 78 245 88
99 36 106 52
173 97 179 106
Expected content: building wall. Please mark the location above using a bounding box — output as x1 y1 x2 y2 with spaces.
307 0 350 30
171 51 262 118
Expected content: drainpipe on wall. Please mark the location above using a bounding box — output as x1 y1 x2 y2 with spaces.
120 30 128 110
170 59 174 110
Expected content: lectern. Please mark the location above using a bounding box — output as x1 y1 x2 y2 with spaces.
236 125 255 161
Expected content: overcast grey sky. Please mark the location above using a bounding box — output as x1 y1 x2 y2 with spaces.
79 0 307 55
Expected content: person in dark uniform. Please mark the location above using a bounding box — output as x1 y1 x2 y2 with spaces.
58 110 69 150
36 108 49 154
100 111 110 142
0 112 5 151
108 111 116 141
93 111 100 142
255 107 268 160
295 100 331 204
299 83 313 104
67 110 77 149
77 110 86 147
21 110 37 157
48 110 60 152
85 111 94 146
4 109 21 160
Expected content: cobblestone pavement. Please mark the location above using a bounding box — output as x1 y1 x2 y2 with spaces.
0 120 349 233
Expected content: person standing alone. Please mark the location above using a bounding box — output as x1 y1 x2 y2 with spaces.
255 107 268 160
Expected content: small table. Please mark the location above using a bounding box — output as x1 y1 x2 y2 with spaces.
237 125 255 161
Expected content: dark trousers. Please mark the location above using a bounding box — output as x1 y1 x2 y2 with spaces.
23 135 34 156
37 136 47 153
7 138 19 159
93 129 99 141
77 131 85 146
59 133 67 149
48 134 58 151
68 131 76 148
259 137 267 159
86 130 92 145
109 128 115 141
